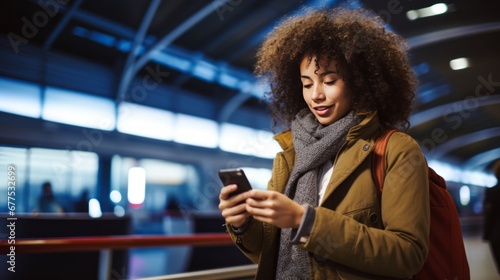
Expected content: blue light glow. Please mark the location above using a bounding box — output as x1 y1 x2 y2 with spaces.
251 82 268 98
89 198 103 218
219 72 239 89
72 26 88 37
193 61 217 82
239 167 272 190
114 205 126 217
88 31 116 47
459 185 471 206
238 80 253 93
417 84 451 104
413 63 430 76
139 159 187 185
152 52 192 72
116 39 132 52
173 114 218 148
110 190 122 203
42 87 116 130
0 77 41 118
117 102 175 140
428 160 496 187
71 26 266 99
128 167 146 205
219 123 280 158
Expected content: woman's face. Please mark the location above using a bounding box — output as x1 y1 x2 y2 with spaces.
300 55 351 125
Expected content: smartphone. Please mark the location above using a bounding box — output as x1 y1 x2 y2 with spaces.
218 168 252 197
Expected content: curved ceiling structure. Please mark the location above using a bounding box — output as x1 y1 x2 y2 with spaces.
0 0 499 172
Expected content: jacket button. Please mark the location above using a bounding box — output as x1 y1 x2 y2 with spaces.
369 213 378 224
363 144 370 151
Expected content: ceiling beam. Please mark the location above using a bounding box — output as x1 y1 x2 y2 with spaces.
60 5 262 97
429 127 500 160
115 0 232 106
116 0 161 101
464 148 500 171
218 91 252 123
407 22 500 49
410 94 500 127
224 0 342 63
131 0 232 78
169 3 281 90
43 0 84 50
72 9 137 40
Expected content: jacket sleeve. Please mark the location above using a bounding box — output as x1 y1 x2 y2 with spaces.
226 149 290 263
226 217 263 263
301 132 430 278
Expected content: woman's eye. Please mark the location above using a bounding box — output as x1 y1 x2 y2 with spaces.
325 80 336 85
303 84 312 89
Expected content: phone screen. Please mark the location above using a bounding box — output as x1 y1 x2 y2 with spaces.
218 168 252 197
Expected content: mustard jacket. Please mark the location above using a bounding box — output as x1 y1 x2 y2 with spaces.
228 113 430 279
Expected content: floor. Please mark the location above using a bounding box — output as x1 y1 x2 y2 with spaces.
464 235 499 280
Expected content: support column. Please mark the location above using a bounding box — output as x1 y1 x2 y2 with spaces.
98 156 113 213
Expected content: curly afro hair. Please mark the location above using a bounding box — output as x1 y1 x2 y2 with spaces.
255 7 417 131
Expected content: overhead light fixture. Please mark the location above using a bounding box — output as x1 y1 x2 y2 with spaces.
407 3 448 21
128 167 146 206
449 57 470 70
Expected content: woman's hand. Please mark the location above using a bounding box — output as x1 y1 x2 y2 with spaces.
219 184 251 228
244 190 304 229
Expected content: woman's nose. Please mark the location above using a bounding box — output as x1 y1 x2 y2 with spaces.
311 85 325 101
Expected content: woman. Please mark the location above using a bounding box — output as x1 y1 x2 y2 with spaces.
219 7 430 279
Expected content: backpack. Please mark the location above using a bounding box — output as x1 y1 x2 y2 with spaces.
371 129 470 280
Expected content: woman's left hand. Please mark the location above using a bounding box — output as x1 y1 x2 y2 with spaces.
243 190 304 229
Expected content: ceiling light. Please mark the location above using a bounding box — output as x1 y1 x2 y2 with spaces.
406 3 449 21
430 3 448 15
406 10 418 21
449 57 470 70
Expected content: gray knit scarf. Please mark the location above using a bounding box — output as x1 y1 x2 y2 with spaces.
275 109 362 280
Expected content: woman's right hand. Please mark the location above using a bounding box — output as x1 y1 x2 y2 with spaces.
218 184 251 228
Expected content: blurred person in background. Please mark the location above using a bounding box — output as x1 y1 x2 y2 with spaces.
33 181 64 213
483 159 500 274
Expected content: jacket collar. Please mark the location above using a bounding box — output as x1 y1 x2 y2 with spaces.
273 129 293 150
346 111 380 142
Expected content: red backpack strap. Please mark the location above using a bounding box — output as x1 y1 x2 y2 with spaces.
371 129 398 192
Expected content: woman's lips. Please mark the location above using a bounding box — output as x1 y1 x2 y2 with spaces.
314 105 332 116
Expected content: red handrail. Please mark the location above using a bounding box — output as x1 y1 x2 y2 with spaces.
0 233 233 254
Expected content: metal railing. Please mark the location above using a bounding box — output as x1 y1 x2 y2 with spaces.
0 233 257 280
137 264 257 280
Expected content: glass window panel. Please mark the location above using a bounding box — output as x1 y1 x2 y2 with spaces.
219 123 280 158
252 130 281 159
29 148 71 196
139 159 188 185
239 167 271 190
68 151 98 197
174 114 218 148
0 77 41 118
0 147 28 212
117 102 174 140
219 123 258 156
43 87 116 130
111 156 200 214
28 147 98 213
